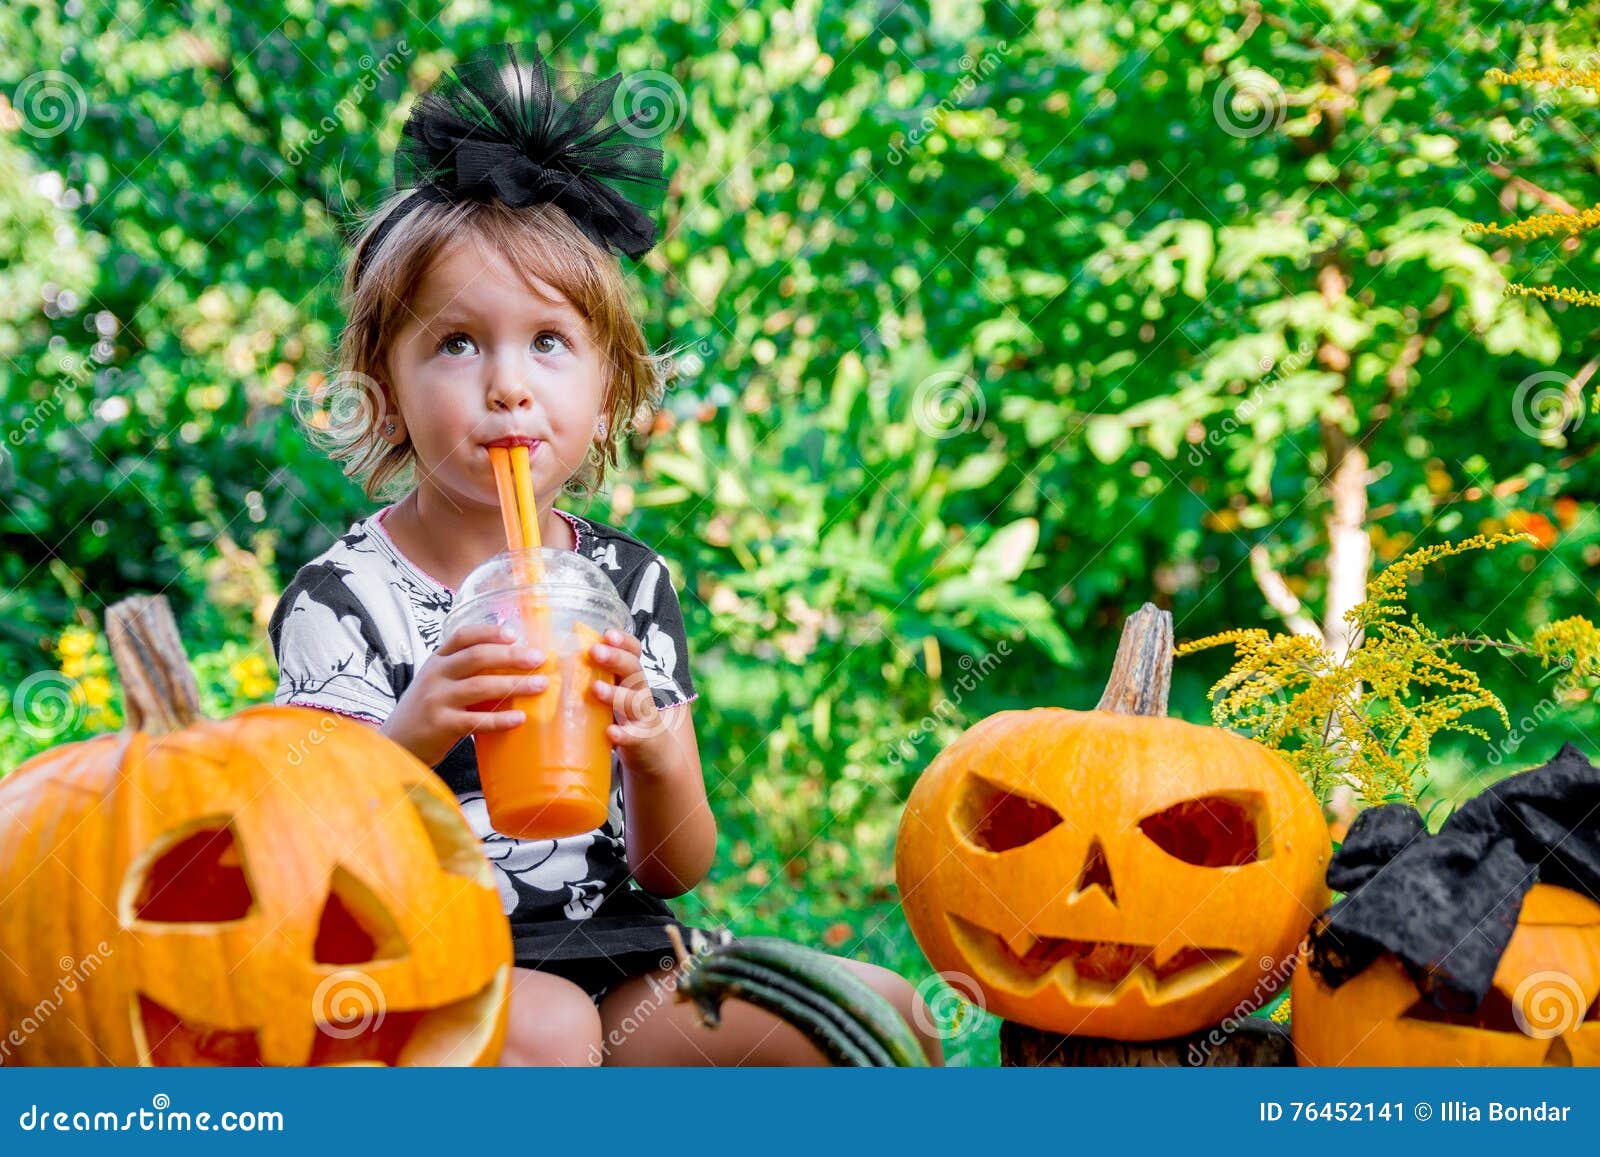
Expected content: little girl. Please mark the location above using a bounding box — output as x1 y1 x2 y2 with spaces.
268 43 939 1066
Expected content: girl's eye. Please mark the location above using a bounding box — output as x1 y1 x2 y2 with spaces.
440 333 476 356
533 331 569 355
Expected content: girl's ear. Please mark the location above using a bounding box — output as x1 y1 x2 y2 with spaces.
377 383 407 445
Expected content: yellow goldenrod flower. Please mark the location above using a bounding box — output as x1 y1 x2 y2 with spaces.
55 627 97 661
1180 532 1550 805
229 654 276 699
1488 66 1600 92
1503 281 1600 309
78 675 114 710
1470 204 1600 240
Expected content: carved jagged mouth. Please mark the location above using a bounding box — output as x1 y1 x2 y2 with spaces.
133 965 508 1066
948 913 1243 1003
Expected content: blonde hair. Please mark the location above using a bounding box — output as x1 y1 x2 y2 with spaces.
309 192 672 501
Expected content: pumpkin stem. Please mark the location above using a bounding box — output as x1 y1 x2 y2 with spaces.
1096 602 1173 717
106 595 205 735
665 923 691 971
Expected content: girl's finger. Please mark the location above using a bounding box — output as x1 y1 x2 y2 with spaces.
446 673 548 706
609 677 659 727
438 622 518 656
443 642 545 676
453 708 526 734
588 642 641 676
591 679 634 719
601 628 643 655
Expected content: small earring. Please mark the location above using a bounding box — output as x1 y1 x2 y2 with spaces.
595 419 608 439
384 420 397 436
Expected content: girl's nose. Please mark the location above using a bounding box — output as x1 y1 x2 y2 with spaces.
485 356 536 411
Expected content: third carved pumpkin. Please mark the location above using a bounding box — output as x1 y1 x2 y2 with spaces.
1293 883 1600 1066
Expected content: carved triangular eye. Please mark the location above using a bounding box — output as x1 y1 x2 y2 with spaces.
314 866 408 965
957 773 1063 852
126 818 254 923
1138 794 1265 866
1400 986 1522 1032
405 784 493 887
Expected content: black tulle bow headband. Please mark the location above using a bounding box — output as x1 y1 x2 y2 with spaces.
1307 742 1600 1012
355 42 670 281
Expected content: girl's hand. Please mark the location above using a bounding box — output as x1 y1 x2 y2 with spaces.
588 628 673 773
380 622 548 766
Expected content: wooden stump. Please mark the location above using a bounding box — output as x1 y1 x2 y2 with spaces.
1000 1017 1296 1067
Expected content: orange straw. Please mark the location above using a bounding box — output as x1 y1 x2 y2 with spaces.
488 444 550 648
488 446 522 550
511 444 543 558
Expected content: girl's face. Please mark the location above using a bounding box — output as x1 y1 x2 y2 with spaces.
382 235 607 512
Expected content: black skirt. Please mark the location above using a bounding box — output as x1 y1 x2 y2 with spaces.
511 883 715 1002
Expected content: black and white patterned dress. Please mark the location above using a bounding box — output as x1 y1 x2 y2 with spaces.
267 505 703 999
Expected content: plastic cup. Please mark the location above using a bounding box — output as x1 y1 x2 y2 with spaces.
442 547 631 839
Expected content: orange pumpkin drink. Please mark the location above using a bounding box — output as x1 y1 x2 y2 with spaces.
446 441 630 839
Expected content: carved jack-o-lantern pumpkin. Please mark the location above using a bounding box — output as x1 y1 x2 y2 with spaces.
0 596 511 1066
1293 884 1600 1066
896 605 1330 1042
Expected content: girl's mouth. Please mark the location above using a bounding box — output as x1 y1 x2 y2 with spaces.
482 436 541 450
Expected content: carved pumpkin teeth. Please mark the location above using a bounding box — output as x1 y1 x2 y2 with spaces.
948 913 1243 1002
1002 928 1039 958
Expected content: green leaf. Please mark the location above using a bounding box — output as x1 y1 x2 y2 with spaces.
973 518 1039 583
945 450 1006 492
1086 416 1132 464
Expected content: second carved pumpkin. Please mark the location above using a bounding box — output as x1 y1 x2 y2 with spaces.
896 605 1330 1041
